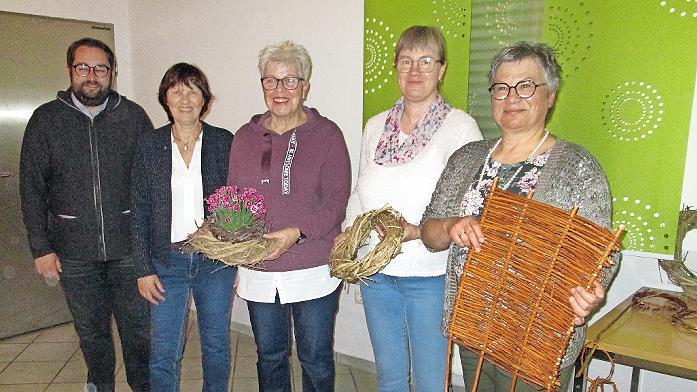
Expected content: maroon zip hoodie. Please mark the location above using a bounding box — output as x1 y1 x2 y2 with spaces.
227 106 351 272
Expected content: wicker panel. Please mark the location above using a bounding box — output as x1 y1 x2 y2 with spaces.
448 181 622 391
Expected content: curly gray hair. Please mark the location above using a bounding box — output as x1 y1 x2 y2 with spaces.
258 40 313 81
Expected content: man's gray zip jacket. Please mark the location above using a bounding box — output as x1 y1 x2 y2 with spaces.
20 89 154 261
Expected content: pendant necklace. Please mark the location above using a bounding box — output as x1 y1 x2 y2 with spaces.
172 124 201 151
477 130 549 191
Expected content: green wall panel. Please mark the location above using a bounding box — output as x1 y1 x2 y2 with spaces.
543 1 697 255
363 0 473 124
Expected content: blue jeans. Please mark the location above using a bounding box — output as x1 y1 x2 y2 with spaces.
247 285 341 392
361 273 447 392
60 257 150 392
150 250 236 392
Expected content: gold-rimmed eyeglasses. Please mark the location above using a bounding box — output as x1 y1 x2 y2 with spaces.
395 56 442 73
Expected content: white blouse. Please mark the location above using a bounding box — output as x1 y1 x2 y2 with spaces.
170 131 204 242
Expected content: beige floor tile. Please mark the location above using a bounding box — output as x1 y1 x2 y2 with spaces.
352 372 378 392
335 374 358 392
292 374 301 392
45 383 88 392
335 362 351 375
68 349 83 363
180 379 203 391
229 333 239 354
232 356 258 378
235 336 257 357
0 384 49 391
14 342 78 362
0 331 40 344
182 336 202 358
114 382 130 392
53 360 87 383
0 361 64 384
231 377 258 392
36 324 79 343
0 344 27 362
180 357 203 380
0 364 6 373
115 364 126 382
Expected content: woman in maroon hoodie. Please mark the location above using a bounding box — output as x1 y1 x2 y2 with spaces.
226 40 351 392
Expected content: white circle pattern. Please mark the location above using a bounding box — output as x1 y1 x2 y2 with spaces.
612 196 670 252
601 81 665 142
659 0 697 17
432 0 470 39
364 18 395 95
484 0 517 46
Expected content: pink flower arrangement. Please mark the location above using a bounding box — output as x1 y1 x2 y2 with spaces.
207 186 266 232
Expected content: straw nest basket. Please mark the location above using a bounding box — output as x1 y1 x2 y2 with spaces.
330 207 404 283
184 217 276 268
446 179 623 391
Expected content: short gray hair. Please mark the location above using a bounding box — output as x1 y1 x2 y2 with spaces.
488 41 562 94
258 40 313 81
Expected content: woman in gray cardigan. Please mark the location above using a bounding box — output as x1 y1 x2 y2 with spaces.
421 42 617 391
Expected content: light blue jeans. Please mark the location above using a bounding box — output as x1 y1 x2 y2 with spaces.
361 273 447 392
150 250 236 392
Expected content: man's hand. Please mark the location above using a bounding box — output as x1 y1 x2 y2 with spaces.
137 275 165 305
34 253 62 281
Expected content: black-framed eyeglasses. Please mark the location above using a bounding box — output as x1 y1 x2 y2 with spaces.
395 56 442 73
489 80 546 100
260 77 304 90
72 63 111 78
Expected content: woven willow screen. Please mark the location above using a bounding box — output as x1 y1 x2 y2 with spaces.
447 182 622 391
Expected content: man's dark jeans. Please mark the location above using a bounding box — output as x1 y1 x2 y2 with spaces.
59 256 150 392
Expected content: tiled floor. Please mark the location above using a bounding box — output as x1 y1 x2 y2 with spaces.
0 314 378 391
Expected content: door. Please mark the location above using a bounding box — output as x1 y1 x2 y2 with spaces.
0 11 115 338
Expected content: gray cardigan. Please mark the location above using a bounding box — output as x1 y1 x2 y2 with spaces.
421 138 617 369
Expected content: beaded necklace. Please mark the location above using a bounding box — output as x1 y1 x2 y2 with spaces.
477 130 549 191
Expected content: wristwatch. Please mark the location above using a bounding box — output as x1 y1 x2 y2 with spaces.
295 230 307 245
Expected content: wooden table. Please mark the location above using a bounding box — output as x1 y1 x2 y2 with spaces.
573 287 697 391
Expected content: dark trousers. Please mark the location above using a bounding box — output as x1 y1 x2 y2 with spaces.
460 347 573 392
60 257 150 392
247 285 341 392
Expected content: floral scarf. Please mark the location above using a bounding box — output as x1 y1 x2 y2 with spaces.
373 94 452 166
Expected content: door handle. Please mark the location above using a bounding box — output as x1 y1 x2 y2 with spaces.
0 172 13 178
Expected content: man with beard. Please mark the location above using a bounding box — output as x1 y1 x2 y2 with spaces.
20 38 152 392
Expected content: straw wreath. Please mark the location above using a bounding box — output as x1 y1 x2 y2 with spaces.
184 216 276 268
330 207 404 283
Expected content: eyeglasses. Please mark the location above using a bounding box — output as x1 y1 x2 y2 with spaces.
395 56 442 73
260 77 304 90
489 80 546 100
72 63 111 78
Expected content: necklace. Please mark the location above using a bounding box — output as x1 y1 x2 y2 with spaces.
477 130 549 191
172 124 201 151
